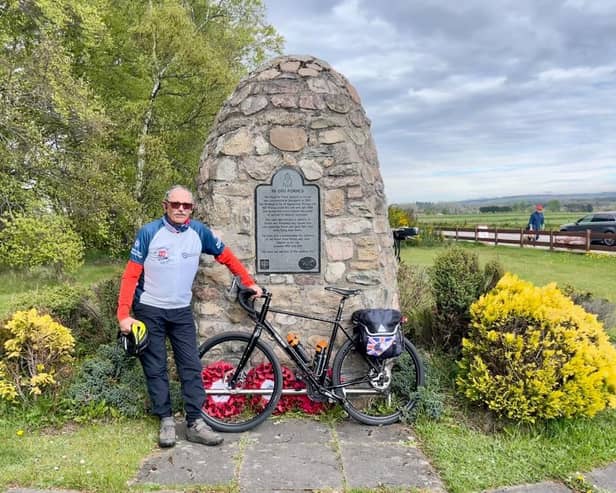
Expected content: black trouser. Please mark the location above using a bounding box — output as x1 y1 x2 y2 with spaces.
133 302 205 424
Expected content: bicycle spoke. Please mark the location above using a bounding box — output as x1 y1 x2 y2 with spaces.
199 332 282 433
332 337 424 425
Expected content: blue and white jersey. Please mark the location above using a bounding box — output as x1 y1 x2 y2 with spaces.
130 216 225 309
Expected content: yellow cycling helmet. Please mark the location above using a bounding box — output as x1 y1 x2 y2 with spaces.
119 321 149 356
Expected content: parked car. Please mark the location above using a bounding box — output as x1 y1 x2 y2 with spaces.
559 212 616 246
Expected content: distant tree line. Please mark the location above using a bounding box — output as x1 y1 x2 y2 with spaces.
398 198 604 215
563 203 594 213
479 206 512 213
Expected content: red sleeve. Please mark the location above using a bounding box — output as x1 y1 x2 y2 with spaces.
215 247 255 287
116 260 143 321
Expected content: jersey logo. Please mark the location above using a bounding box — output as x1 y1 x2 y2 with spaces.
156 248 169 262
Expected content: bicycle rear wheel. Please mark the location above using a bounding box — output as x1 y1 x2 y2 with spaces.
332 336 424 425
198 331 283 432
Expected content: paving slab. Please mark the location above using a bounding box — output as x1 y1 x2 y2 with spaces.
240 441 343 492
131 420 241 487
586 462 616 492
245 417 332 444
336 421 446 492
239 418 342 492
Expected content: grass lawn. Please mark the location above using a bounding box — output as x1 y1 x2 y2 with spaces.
400 241 616 303
0 418 157 492
416 410 616 492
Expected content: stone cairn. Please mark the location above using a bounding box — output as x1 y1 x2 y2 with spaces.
194 55 398 352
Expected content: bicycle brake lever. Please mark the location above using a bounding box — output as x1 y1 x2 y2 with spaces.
224 276 240 301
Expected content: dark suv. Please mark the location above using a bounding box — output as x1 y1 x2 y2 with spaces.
560 211 616 246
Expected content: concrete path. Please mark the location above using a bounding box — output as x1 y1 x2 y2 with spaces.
5 417 616 492
131 418 446 492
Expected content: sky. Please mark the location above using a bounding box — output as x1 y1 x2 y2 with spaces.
262 0 616 203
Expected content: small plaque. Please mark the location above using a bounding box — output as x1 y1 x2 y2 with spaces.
255 167 320 273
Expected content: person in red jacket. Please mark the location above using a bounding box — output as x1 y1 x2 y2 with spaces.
117 185 261 448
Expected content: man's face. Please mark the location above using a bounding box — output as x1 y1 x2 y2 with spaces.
163 189 194 224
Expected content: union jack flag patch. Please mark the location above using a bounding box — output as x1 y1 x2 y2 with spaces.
366 336 395 357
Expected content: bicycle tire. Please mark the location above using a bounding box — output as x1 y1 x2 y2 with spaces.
198 331 283 432
332 336 425 425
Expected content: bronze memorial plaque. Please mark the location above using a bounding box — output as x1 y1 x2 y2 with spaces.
255 167 320 273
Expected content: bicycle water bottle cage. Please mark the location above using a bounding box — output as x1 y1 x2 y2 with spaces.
352 309 404 359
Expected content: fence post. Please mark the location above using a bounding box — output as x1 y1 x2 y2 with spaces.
520 228 524 247
549 230 554 251
586 229 591 252
495 228 499 246
474 225 478 242
455 226 459 242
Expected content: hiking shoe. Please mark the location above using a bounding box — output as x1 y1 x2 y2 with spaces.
186 418 223 446
159 416 176 448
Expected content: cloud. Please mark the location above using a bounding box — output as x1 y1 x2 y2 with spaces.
263 0 616 202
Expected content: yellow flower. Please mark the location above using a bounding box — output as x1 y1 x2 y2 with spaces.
16 429 24 436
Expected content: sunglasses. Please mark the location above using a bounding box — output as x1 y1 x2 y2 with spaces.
165 201 194 210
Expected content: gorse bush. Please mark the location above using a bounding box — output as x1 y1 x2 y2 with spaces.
0 213 84 275
457 273 616 423
0 309 75 402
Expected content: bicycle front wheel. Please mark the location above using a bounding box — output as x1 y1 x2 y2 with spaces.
198 331 283 433
332 336 425 425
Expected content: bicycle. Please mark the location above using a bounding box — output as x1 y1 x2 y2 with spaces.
198 278 425 432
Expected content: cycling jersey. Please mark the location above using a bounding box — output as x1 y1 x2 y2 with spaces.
117 215 254 320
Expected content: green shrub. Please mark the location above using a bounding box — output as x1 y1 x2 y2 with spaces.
562 285 616 330
428 246 504 352
0 309 75 403
68 342 149 418
8 284 113 356
457 273 616 423
0 213 85 275
429 246 484 351
398 351 452 423
91 277 122 340
397 262 433 341
415 224 444 246
483 259 505 293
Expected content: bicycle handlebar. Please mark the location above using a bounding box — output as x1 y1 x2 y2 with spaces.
230 276 266 319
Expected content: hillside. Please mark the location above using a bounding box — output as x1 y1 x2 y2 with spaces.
397 192 616 213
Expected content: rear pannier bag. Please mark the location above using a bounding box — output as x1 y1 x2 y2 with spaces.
351 309 404 359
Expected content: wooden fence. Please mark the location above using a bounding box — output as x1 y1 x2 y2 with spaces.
437 226 616 253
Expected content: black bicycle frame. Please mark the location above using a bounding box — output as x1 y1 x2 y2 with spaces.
228 291 367 403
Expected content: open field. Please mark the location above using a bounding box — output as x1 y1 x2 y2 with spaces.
400 242 616 303
417 211 582 230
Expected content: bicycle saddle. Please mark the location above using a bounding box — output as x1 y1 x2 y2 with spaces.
325 286 362 297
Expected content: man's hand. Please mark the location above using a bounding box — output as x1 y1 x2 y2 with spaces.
247 284 263 298
119 317 140 334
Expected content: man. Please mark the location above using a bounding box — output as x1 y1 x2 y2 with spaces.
527 204 545 241
117 185 262 448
